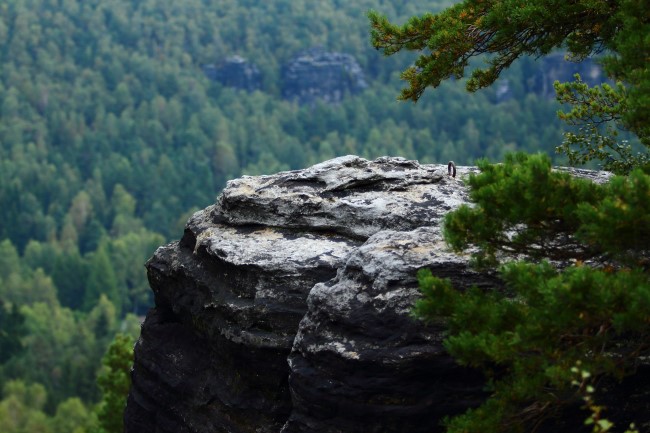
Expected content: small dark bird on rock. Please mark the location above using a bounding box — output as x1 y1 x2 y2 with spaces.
447 161 456 178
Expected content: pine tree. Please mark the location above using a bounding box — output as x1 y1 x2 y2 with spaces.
416 154 649 432
95 334 134 433
370 1 650 431
0 300 25 364
369 0 650 169
83 244 121 314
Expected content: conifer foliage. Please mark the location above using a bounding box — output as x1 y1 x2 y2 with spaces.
371 0 650 431
95 334 134 433
369 0 650 170
416 154 649 432
369 0 619 100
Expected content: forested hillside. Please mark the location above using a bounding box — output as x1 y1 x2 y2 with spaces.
0 0 590 431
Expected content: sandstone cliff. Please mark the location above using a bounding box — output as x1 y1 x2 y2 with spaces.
203 56 262 92
202 48 367 105
282 48 367 105
125 156 644 433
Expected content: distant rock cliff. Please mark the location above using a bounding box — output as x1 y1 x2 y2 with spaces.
496 53 606 102
203 50 592 105
203 55 262 92
124 156 644 433
202 48 367 104
528 53 604 98
282 48 367 105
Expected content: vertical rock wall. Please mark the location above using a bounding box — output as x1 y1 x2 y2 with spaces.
125 156 498 433
281 48 367 105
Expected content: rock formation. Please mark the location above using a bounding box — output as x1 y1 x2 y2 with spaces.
202 48 367 103
528 53 604 98
125 156 644 433
495 53 606 102
203 55 262 92
282 48 367 105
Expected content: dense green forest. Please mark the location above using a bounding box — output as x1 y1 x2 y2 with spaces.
0 0 596 431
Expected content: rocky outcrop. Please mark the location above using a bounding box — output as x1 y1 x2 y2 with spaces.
495 53 606 102
203 56 262 92
125 156 629 433
125 156 491 433
283 225 497 433
528 53 604 98
202 48 366 103
282 48 367 105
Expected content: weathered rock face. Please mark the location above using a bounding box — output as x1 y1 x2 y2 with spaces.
203 55 262 92
282 48 367 105
201 49 366 103
282 226 498 433
125 156 633 433
126 155 492 433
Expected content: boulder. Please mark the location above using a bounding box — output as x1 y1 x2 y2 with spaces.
282 226 497 433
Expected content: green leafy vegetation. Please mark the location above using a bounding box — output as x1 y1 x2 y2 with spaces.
0 0 583 252
1 0 641 430
96 334 135 433
0 380 96 433
0 333 134 433
370 0 649 172
554 76 647 174
417 155 649 432
371 0 649 431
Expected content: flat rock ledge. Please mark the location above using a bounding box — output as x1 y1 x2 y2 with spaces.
125 156 615 433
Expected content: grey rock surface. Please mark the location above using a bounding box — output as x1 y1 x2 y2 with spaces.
126 155 479 433
281 47 367 105
126 206 360 433
124 156 620 433
216 155 473 239
282 227 498 433
203 55 262 92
